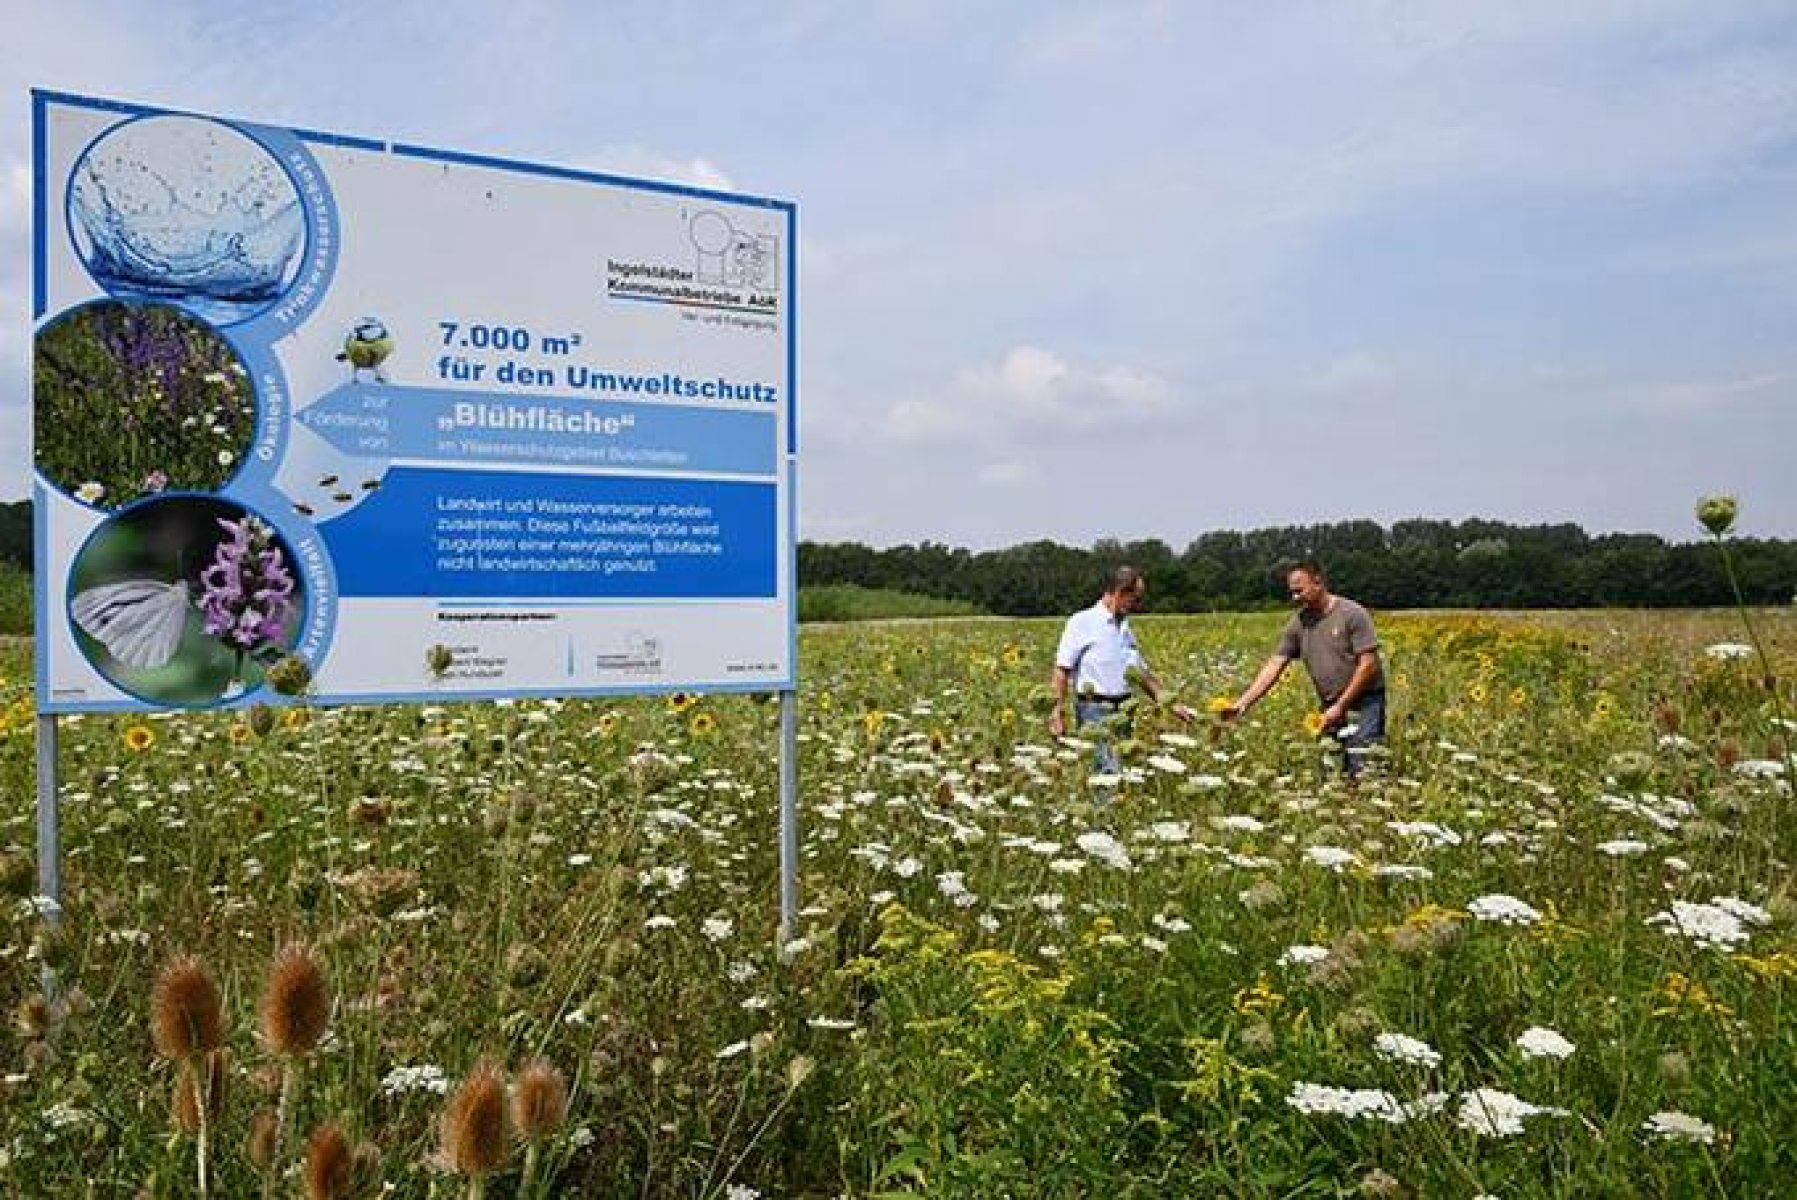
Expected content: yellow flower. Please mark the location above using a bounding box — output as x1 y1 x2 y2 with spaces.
1206 696 1233 714
1231 974 1284 1016
596 712 619 736
1303 711 1326 737
667 691 697 714
228 723 253 744
1509 686 1528 708
123 725 155 752
1001 645 1023 669
688 712 717 737
1467 682 1488 705
1651 972 1734 1020
861 709 885 738
283 708 309 728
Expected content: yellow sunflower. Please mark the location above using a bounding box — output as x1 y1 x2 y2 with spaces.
123 724 155 752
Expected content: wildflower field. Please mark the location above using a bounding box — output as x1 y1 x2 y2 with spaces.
0 608 1792 1197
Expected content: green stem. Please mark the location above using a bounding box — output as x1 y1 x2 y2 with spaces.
263 1060 298 1200
1715 537 1797 786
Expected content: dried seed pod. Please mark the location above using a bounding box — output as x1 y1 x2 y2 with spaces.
151 955 223 1060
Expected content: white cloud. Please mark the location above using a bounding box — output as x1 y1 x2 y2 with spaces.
886 346 1180 445
978 461 1040 488
567 148 734 192
1624 370 1797 413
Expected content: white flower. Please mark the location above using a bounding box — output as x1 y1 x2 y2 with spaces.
1076 830 1133 871
892 856 922 879
1214 814 1266 833
1642 1110 1717 1144
936 871 969 899
1285 1082 1448 1124
1454 1088 1565 1137
1374 1032 1442 1068
1595 840 1649 857
74 481 106 504
1276 945 1331 967
1516 1027 1576 1060
1152 913 1192 933
1304 846 1357 872
644 915 676 930
1147 754 1187 775
1733 758 1786 779
1703 642 1753 661
639 864 688 893
1387 821 1463 848
217 449 235 467
1158 732 1198 748
380 1064 449 1096
566 853 592 867
727 1186 762 1200
1466 894 1542 926
726 961 758 984
1710 896 1771 926
702 916 735 943
715 1040 751 1059
806 1016 856 1030
1646 900 1752 951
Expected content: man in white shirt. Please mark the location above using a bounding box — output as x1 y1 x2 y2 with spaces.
1049 566 1191 773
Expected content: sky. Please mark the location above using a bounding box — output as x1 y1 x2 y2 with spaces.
6 0 1797 548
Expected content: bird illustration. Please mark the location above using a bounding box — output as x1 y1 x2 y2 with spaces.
335 318 394 382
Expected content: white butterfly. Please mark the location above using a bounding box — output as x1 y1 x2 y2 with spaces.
71 579 193 671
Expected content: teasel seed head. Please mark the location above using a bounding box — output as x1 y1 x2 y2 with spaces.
247 1109 278 1170
511 1059 568 1142
266 653 314 697
151 954 224 1060
304 1121 354 1200
261 944 331 1057
441 1060 509 1177
248 703 279 737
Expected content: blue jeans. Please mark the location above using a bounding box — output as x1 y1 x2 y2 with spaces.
1335 689 1386 776
1076 698 1126 775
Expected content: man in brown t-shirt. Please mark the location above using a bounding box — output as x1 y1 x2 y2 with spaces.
1222 560 1385 772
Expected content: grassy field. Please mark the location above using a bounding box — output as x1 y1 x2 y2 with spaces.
0 608 1791 1196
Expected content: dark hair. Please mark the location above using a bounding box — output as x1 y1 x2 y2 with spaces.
1105 565 1145 596
1286 559 1327 584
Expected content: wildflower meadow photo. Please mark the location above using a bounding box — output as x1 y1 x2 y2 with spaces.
33 302 256 510
7 5 1797 1199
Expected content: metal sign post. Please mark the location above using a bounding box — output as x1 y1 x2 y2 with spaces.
778 689 799 944
35 714 61 996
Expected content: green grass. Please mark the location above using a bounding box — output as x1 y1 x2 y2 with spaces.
0 565 29 637
798 583 986 622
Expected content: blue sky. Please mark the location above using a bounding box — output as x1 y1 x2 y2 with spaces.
6 1 1796 546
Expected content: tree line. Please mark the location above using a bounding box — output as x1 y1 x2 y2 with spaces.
801 518 1797 615
5 500 1791 614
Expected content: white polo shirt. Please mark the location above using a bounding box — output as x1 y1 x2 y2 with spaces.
1055 601 1145 699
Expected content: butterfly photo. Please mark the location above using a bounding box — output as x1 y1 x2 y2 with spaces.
71 578 192 671
68 495 305 706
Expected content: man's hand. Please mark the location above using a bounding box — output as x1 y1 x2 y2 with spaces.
1321 701 1347 731
1217 701 1245 723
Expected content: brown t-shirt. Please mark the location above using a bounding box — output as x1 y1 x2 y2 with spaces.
1277 597 1382 704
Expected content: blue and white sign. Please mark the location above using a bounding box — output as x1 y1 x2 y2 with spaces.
32 91 796 710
